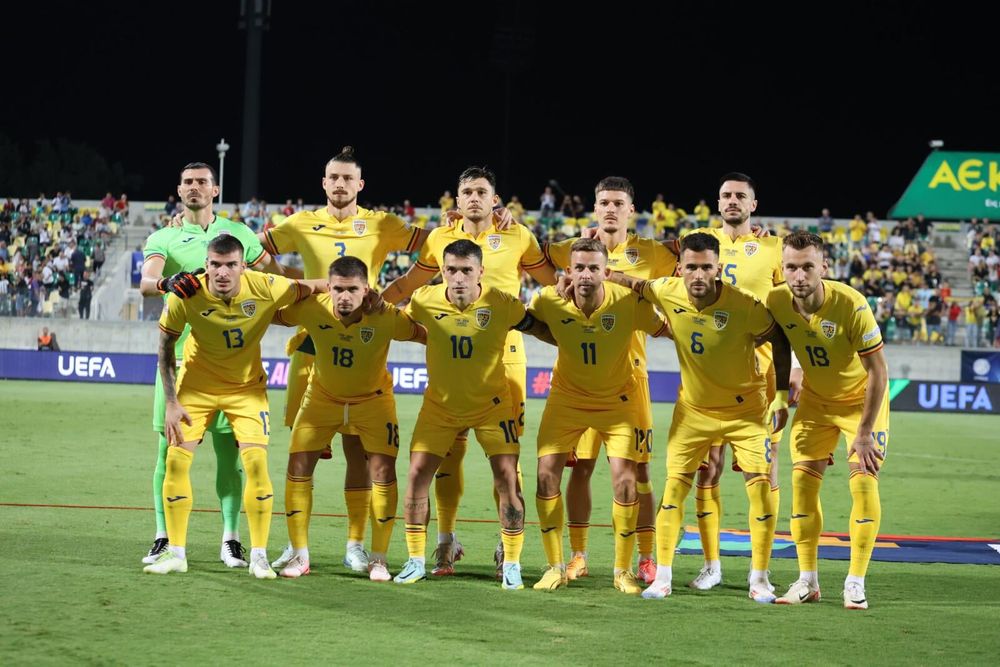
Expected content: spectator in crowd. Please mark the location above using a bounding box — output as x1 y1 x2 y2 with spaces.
946 299 962 346
817 207 834 233
78 271 94 319
984 302 1000 348
37 326 60 351
965 297 982 348
925 296 943 344
281 199 296 216
693 198 711 228
91 242 105 276
0 272 9 315
540 186 556 221
70 243 86 286
164 195 178 217
915 213 932 240
100 192 115 218
114 194 130 221
506 196 525 222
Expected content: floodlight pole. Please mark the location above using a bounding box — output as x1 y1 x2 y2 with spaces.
216 138 230 205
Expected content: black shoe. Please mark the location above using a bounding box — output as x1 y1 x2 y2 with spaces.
142 537 169 564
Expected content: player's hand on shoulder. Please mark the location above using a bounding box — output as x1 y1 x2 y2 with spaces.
580 226 598 240
492 206 515 231
750 224 770 238
363 288 386 315
554 274 574 301
444 209 462 226
167 214 184 228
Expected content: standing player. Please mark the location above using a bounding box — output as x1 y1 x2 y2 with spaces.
272 256 427 582
530 238 669 593
631 233 791 601
144 235 322 577
394 240 554 588
381 167 556 576
139 162 285 567
681 172 786 590
770 231 888 610
262 147 424 574
544 177 677 584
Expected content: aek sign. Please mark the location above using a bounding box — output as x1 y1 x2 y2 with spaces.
889 151 1000 220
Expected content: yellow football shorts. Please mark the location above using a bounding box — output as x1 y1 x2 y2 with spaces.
537 389 650 463
668 399 771 475
289 384 400 458
410 397 520 459
789 391 890 466
175 382 271 445
571 380 653 463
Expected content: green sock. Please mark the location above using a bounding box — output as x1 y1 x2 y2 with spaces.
153 434 168 535
212 431 244 535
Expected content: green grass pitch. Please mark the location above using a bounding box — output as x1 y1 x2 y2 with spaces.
2 380 999 665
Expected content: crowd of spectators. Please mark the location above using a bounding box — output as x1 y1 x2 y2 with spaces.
0 192 120 318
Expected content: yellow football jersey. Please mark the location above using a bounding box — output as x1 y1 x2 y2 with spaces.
263 206 419 285
406 283 527 417
545 233 676 378
414 219 547 364
683 228 783 301
159 271 305 390
643 277 775 412
530 283 667 409
275 295 419 402
767 280 884 405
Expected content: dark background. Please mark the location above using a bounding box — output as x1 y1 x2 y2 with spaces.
1 1 994 216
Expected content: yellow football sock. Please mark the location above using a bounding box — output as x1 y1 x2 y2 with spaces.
501 527 525 564
790 465 824 572
535 493 564 566
285 473 313 549
163 447 194 548
370 479 398 556
771 485 781 522
636 480 655 557
435 436 466 535
344 487 371 544
240 447 273 550
655 475 692 566
404 523 426 559
612 498 640 572
848 470 881 578
695 483 722 562
745 474 775 572
568 522 589 555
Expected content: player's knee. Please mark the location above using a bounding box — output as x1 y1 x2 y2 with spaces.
536 468 562 497
571 459 596 481
612 475 638 504
636 462 651 484
368 455 396 483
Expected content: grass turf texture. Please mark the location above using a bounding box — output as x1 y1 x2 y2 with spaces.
2 379 999 665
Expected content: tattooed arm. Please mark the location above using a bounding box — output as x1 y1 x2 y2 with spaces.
159 329 191 445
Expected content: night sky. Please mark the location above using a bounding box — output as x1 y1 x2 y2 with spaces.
3 1 995 217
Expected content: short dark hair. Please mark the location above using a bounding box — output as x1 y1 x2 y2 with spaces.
458 166 497 191
207 234 245 257
570 237 608 260
680 232 720 257
594 176 634 201
719 171 757 197
443 239 483 265
180 162 218 185
327 145 360 170
329 255 368 281
783 230 825 252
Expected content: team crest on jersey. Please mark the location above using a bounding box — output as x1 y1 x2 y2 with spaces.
713 310 729 330
601 314 616 332
475 308 492 329
487 234 502 250
240 301 257 317
743 241 759 257
352 219 367 236
821 319 837 339
624 247 639 265
360 327 375 344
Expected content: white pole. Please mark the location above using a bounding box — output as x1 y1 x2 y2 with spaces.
216 138 230 207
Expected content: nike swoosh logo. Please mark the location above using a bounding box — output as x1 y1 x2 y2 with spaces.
798 591 811 601
791 513 808 519
540 527 556 533
755 514 774 522
855 518 874 524
560 318 573 324
660 504 678 511
256 494 273 501
696 512 712 518
434 313 447 320
377 516 396 524
849 596 867 604
318 324 333 329
166 495 188 503
434 473 451 480
619 531 636 538
286 510 301 517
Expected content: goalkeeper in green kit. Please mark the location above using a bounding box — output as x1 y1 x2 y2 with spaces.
139 162 289 566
